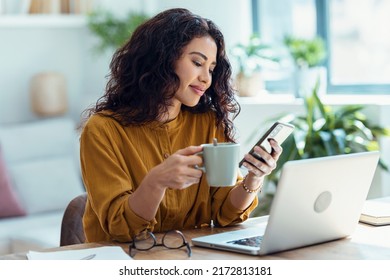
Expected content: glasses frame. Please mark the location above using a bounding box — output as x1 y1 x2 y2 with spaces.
129 230 192 257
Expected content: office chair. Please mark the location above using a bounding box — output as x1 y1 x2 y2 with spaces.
60 192 87 246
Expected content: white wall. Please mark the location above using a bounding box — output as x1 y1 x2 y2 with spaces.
0 25 90 124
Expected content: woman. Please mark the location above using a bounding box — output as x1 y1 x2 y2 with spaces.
80 8 282 243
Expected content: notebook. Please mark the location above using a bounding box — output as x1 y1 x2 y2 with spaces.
192 151 380 255
359 196 390 226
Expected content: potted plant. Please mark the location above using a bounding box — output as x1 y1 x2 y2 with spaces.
230 34 280 97
284 35 327 98
272 81 388 180
87 9 149 53
250 81 390 216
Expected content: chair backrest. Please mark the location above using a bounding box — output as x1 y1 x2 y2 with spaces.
60 193 87 246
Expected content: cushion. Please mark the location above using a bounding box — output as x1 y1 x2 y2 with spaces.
8 156 84 215
0 147 26 218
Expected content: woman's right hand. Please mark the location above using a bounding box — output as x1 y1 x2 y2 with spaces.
128 145 204 222
146 145 204 190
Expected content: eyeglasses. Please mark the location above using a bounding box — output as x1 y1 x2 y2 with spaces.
129 230 192 257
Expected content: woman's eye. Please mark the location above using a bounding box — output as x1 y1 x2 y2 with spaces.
193 61 202 67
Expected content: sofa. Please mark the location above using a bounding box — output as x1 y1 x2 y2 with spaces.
0 118 85 255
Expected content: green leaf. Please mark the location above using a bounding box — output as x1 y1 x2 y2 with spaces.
231 33 281 74
87 9 149 53
284 36 327 67
258 81 390 187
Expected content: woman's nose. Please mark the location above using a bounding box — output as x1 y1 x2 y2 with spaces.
199 69 211 84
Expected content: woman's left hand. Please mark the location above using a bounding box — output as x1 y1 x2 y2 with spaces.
242 139 282 178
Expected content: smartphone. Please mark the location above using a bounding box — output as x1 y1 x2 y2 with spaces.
239 121 295 167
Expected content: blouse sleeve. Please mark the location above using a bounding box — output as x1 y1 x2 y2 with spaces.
210 177 259 227
80 116 156 242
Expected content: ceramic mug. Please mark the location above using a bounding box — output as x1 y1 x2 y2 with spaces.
196 142 240 186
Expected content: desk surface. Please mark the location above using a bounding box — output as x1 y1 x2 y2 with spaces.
2 216 390 260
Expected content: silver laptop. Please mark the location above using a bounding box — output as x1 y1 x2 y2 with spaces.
192 151 380 255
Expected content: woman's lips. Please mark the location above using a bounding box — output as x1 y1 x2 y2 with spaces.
190 85 205 96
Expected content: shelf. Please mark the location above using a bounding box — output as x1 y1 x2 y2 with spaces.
237 93 390 106
237 93 301 105
0 14 87 28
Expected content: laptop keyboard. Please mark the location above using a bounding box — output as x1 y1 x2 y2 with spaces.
227 235 263 247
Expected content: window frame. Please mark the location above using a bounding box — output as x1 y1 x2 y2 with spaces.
252 0 390 95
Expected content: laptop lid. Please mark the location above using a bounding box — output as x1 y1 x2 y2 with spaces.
192 151 380 255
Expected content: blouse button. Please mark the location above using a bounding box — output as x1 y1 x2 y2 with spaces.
163 153 169 159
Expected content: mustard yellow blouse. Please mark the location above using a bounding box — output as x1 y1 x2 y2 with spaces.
80 110 258 243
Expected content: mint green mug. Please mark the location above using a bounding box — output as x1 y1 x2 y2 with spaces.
196 142 240 186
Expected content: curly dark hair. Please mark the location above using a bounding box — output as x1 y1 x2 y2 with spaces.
84 8 240 142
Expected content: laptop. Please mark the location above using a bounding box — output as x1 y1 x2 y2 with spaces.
192 151 380 255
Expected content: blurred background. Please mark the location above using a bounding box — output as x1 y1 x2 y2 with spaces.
1 0 389 125
0 0 253 124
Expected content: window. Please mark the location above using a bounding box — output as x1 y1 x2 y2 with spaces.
252 0 390 94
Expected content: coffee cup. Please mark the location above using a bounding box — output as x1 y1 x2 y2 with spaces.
196 142 240 186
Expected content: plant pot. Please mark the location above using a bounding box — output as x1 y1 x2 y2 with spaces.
293 66 327 98
235 71 266 97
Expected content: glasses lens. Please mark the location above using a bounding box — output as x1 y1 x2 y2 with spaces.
134 232 155 250
163 231 186 249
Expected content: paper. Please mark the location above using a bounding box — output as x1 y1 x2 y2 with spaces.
27 246 132 260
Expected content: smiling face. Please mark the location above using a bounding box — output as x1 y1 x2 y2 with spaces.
167 36 217 119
